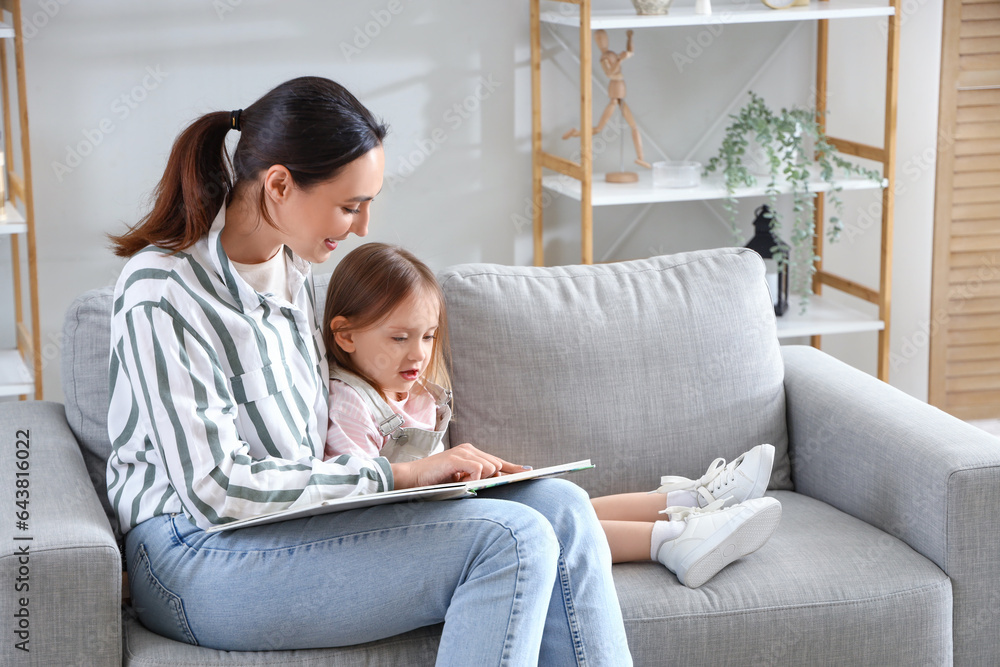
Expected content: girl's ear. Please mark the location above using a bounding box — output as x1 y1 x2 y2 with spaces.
330 316 356 353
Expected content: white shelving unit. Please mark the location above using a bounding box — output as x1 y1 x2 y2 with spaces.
542 171 887 206
530 0 901 378
775 294 884 339
1 201 31 397
0 200 27 234
0 348 32 397
540 0 894 29
0 0 40 399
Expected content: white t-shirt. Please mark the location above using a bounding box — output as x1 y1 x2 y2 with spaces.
230 247 291 302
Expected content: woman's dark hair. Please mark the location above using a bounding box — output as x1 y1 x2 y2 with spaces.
324 243 451 401
110 76 389 257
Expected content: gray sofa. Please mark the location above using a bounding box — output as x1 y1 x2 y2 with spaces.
2 247 999 666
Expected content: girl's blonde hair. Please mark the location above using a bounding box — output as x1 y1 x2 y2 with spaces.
323 243 450 400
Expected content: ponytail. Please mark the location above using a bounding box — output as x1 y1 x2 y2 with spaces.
110 77 388 258
109 112 232 257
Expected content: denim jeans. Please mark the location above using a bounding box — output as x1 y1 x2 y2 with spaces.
125 478 633 666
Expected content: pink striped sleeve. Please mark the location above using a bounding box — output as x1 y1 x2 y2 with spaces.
324 380 385 460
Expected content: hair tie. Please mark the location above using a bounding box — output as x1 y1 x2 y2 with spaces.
230 109 243 132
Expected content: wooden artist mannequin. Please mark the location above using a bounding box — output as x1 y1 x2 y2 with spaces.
563 29 651 183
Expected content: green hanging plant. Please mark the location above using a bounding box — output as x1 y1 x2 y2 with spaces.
703 91 883 308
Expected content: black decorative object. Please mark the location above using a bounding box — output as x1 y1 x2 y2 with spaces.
745 204 790 316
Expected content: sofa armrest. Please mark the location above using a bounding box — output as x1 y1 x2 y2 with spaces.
1 401 121 666
782 345 1000 664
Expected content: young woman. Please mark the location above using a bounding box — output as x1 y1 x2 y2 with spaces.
106 76 633 664
321 242 782 590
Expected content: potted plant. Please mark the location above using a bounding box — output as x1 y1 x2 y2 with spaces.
703 91 883 308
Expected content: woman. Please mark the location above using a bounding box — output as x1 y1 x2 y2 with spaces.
106 76 633 665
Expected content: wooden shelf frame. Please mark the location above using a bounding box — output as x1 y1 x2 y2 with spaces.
810 0 901 381
530 0 901 381
0 0 40 399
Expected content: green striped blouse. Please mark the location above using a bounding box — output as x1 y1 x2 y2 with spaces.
106 206 393 533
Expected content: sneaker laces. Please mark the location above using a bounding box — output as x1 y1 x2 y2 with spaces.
654 454 743 493
660 497 726 521
653 452 744 499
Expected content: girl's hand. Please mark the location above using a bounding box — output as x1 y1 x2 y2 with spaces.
390 443 530 489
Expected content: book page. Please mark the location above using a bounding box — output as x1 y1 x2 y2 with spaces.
207 459 593 533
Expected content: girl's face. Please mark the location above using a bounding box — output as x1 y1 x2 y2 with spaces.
272 146 385 264
335 287 441 399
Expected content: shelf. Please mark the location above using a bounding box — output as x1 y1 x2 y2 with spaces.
0 201 27 235
0 349 34 397
0 4 41 398
775 293 884 339
542 169 885 206
530 0 900 376
540 0 895 29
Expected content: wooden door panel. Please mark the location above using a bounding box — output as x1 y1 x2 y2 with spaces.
959 19 1000 39
947 342 1000 362
931 0 1000 418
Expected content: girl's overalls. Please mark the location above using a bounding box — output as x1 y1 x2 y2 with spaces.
329 366 452 463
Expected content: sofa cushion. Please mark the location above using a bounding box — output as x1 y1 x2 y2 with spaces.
439 248 792 499
61 287 118 537
617 491 953 665
122 609 441 666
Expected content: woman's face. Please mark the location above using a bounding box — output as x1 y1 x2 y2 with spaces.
273 146 385 264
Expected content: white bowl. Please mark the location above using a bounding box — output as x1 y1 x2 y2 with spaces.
631 0 673 15
653 161 702 188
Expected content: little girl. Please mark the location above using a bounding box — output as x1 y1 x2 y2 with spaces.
322 243 782 589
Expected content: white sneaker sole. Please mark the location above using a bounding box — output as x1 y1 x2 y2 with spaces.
679 500 782 589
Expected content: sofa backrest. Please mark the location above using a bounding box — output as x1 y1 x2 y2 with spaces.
61 247 790 535
61 287 118 536
439 248 791 499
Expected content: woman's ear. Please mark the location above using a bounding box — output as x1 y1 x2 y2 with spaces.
262 165 293 204
330 316 356 353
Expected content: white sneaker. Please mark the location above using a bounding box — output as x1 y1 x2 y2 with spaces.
654 444 775 508
655 496 782 589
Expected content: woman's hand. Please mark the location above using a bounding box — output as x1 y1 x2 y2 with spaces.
390 443 530 489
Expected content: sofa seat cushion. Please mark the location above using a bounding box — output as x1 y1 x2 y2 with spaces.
617 491 953 666
122 608 442 666
439 248 792 499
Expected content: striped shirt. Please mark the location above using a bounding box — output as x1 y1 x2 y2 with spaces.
106 206 393 533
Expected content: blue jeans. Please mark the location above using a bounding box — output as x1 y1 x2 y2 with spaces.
125 478 633 666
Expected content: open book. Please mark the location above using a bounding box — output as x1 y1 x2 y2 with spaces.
207 459 594 533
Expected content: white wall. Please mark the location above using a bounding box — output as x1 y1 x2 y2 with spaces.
0 0 942 403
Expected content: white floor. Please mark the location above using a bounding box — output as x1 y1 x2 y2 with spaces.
968 419 1000 438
